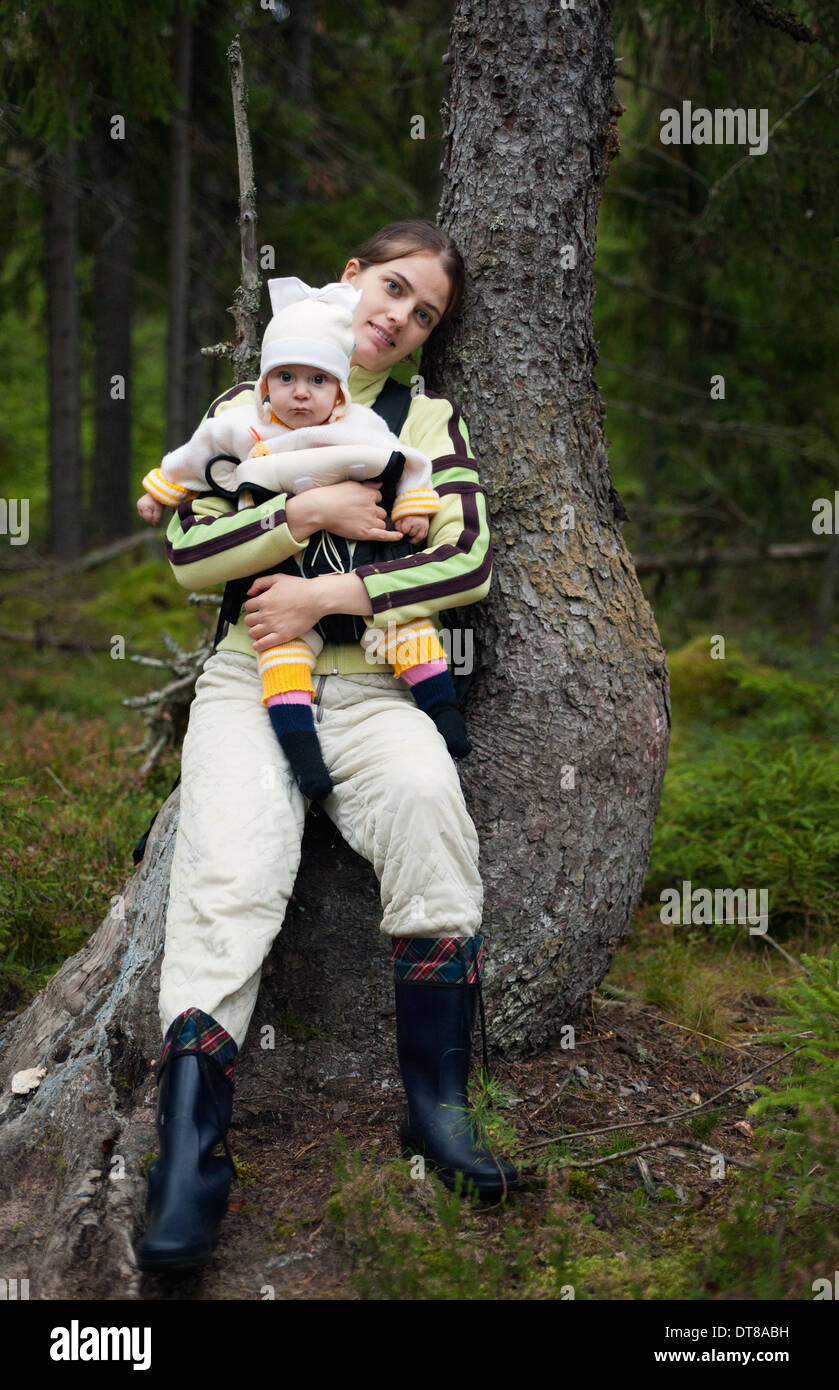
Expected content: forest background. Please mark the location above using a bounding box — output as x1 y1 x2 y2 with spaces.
0 0 837 1303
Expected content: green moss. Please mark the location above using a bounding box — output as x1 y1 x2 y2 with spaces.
230 1157 264 1187
325 1196 345 1228
573 1248 697 1301
645 636 839 940
667 635 839 739
270 1219 298 1248
565 1169 599 1201
41 1133 66 1173
281 1010 327 1042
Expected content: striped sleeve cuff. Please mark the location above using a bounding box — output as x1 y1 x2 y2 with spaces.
390 488 442 521
143 468 195 507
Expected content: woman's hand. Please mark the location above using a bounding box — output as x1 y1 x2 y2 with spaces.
244 480 402 650
244 568 375 651
315 480 403 543
244 573 331 650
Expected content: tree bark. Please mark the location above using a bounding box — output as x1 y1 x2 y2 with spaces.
201 36 262 384
43 138 83 560
423 0 670 1053
0 0 672 1295
0 798 402 1298
228 37 261 382
164 8 193 450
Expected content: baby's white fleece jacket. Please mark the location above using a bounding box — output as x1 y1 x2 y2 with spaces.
143 401 441 523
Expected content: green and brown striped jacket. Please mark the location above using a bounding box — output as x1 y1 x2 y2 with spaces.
163 362 493 676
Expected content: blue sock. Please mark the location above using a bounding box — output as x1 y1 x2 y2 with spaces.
409 672 472 758
267 703 333 799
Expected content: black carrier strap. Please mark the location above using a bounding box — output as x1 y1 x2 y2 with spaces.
367 375 414 434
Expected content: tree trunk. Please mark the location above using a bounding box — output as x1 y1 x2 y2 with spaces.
0 800 401 1297
284 0 314 206
164 8 193 450
200 37 262 383
89 168 134 545
226 36 261 382
423 0 670 1053
43 138 83 560
0 0 671 1295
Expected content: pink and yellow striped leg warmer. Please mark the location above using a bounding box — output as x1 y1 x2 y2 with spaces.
379 619 448 682
257 640 318 707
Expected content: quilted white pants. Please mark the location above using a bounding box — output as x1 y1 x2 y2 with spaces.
159 650 483 1049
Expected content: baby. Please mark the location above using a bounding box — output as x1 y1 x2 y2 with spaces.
137 277 471 801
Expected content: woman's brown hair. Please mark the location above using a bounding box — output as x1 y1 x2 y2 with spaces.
343 219 465 328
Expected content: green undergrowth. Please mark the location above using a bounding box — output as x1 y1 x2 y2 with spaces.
644 634 839 938
324 967 839 1303
747 945 839 1216
323 1127 834 1300
324 1139 575 1300
0 547 212 1010
1 582 837 1298
602 911 805 1053
0 705 180 1010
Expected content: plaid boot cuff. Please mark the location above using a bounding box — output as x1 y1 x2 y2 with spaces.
159 1007 238 1083
392 935 484 985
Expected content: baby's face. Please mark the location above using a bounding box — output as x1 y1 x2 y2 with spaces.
266 365 341 428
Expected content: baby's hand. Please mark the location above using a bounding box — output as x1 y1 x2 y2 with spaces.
394 514 429 544
137 494 164 525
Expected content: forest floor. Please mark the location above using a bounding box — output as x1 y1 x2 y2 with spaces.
136 928 827 1302
1 554 836 1300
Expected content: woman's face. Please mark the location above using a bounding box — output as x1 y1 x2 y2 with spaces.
341 251 453 373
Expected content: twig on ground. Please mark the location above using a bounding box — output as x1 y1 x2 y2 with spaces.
518 1042 809 1150
634 1153 659 1197
676 1138 761 1173
529 1072 573 1119
43 767 75 799
596 993 759 1058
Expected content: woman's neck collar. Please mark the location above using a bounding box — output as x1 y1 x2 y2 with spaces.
348 361 392 390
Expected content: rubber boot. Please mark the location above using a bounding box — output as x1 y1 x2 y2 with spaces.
393 936 520 1198
137 1010 238 1272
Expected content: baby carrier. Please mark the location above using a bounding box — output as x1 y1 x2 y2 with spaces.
132 378 474 864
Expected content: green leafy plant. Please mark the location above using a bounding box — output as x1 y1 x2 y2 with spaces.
746 945 839 1215
646 736 839 937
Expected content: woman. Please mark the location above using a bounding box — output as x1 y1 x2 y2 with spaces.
137 220 519 1273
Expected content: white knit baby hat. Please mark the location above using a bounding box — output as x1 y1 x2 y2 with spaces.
256 277 362 424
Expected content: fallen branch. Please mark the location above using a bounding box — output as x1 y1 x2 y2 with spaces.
540 1132 759 1174
123 632 214 774
0 530 162 580
518 1041 809 1150
635 541 831 575
0 626 99 651
676 1137 760 1174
